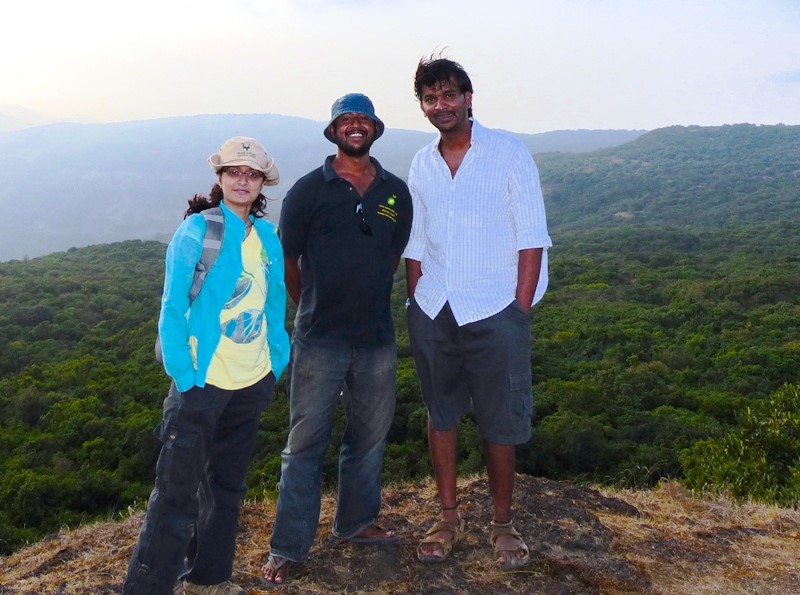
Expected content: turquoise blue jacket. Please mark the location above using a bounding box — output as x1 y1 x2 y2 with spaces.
158 201 290 393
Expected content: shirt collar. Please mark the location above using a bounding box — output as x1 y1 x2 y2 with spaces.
429 119 484 154
322 155 387 182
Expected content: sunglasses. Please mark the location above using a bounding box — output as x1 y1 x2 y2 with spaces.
354 202 372 236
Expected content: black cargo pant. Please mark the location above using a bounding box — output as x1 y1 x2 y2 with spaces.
122 373 274 594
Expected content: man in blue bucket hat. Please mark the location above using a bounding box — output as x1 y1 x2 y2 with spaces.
260 93 412 587
323 92 386 143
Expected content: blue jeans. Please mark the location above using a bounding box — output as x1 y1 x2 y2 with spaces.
123 374 275 595
269 337 397 562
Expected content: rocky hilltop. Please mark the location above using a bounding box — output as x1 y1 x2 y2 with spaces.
2 474 799 594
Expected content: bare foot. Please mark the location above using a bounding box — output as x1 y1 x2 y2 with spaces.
261 555 292 586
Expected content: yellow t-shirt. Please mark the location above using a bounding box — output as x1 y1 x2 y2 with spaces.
205 230 271 389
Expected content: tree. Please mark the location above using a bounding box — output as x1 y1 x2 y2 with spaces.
680 383 800 505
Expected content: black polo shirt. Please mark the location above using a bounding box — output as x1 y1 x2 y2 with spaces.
279 155 412 346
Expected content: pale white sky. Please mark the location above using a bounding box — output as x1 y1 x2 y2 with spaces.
1 0 798 134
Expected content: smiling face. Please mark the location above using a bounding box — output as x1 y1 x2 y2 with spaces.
419 78 473 134
218 166 265 219
329 112 377 157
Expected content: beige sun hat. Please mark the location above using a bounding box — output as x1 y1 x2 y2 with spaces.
208 136 280 186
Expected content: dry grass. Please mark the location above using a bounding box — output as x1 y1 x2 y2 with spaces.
596 481 800 595
1 475 798 594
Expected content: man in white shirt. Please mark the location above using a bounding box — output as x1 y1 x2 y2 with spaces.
403 56 552 570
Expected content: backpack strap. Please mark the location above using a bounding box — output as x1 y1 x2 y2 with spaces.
155 206 225 363
188 207 224 302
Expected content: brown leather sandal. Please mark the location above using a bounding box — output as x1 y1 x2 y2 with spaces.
490 519 530 570
416 518 465 563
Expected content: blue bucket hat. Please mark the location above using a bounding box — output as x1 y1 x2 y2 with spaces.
324 93 385 143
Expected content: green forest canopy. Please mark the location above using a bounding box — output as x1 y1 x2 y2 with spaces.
0 123 798 554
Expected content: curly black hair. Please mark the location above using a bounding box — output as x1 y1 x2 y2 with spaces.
414 54 474 118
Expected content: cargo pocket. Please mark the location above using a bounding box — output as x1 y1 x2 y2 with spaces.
509 373 533 425
155 423 199 485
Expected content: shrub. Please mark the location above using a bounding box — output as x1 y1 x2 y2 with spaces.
680 383 800 505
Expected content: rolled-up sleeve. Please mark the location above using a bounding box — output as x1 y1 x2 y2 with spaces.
509 145 552 252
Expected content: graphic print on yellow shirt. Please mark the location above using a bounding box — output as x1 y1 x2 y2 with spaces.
206 231 271 389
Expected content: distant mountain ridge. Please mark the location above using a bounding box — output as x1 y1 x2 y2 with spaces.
4 115 798 262
539 123 800 233
0 113 643 261
514 128 646 154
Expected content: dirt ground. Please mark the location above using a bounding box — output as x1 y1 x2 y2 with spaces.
2 475 799 594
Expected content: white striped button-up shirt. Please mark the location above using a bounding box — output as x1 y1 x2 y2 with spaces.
403 120 552 326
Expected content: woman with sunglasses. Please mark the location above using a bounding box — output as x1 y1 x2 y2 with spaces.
123 137 290 595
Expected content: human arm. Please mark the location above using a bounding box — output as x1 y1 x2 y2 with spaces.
284 256 301 305
261 225 291 381
509 144 552 307
401 161 424 298
515 248 543 314
158 216 204 391
391 179 414 275
277 182 306 306
405 258 422 298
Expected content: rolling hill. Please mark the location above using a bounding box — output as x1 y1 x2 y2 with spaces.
539 123 800 232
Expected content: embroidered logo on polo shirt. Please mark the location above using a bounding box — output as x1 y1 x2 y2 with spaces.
377 194 399 222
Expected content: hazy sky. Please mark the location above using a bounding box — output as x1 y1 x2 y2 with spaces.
2 0 798 134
